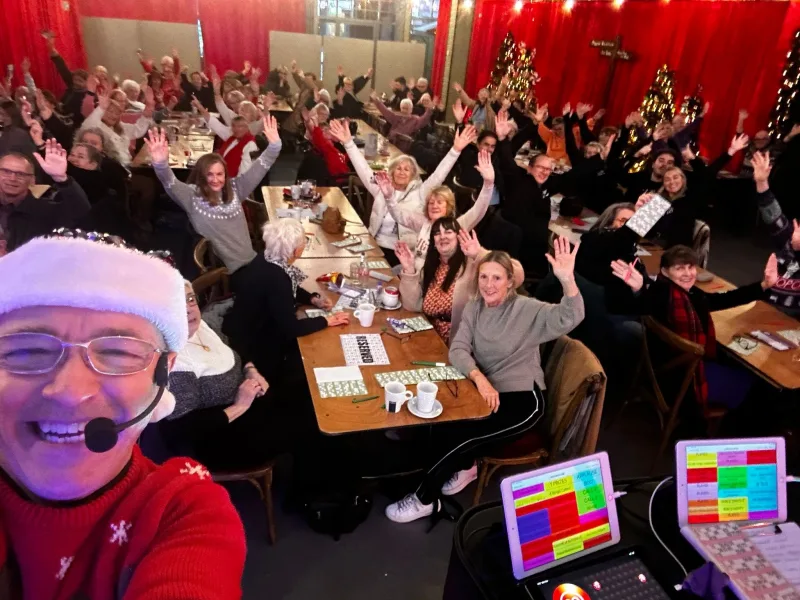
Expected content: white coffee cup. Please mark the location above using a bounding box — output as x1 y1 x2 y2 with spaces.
417 381 438 413
381 286 400 308
317 202 328 218
353 303 376 327
385 381 413 413
291 185 301 200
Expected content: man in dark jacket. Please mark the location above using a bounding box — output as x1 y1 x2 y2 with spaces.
42 31 90 128
331 67 372 119
456 130 504 206
0 147 90 252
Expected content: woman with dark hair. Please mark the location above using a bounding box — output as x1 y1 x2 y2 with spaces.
145 116 282 284
0 99 35 156
396 221 523 344
611 245 779 430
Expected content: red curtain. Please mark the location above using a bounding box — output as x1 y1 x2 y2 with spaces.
466 0 797 156
197 0 306 75
0 0 86 95
78 0 198 23
430 0 454 96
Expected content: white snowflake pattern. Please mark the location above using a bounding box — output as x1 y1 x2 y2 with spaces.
55 556 73 580
109 520 133 546
179 462 210 480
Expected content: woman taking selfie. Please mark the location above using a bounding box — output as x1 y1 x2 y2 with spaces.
145 115 282 284
386 238 584 523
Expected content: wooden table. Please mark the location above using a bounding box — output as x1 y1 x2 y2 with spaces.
262 186 383 258
131 132 215 168
355 119 426 174
294 257 491 434
268 99 293 113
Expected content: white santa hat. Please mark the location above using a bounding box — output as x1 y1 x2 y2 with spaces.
0 232 188 352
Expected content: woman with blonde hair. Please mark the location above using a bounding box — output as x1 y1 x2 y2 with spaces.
381 149 495 270
328 118 477 265
385 238 584 523
145 116 282 284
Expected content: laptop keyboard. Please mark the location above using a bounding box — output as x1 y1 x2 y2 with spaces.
532 553 672 600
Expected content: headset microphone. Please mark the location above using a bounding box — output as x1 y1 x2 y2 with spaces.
84 354 169 453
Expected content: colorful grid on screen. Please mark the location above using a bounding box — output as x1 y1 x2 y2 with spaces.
685 442 779 525
511 460 612 571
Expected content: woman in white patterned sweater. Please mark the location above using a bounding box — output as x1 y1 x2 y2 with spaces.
327 118 477 266
145 116 282 289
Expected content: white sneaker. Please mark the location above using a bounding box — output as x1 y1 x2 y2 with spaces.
441 464 478 496
385 493 439 523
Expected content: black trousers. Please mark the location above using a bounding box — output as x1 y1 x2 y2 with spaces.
416 388 544 505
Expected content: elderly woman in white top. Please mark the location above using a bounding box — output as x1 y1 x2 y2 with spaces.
379 149 495 271
328 118 477 266
81 92 153 165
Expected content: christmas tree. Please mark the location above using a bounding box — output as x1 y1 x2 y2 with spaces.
680 84 704 125
769 29 800 140
639 64 676 132
507 43 540 102
489 32 517 90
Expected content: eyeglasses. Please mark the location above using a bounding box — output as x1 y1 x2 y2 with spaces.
0 167 34 180
186 293 198 306
444 379 459 398
0 333 162 376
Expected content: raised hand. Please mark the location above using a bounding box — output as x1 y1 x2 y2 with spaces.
545 236 578 283
681 145 696 162
738 108 749 121
600 133 616 160
610 259 644 292
453 124 477 152
452 98 466 123
328 118 352 144
374 171 394 198
21 57 30 74
291 60 298 73
636 192 654 210
210 65 221 95
562 102 571 116
337 65 344 77
534 103 548 123
728 133 750 155
33 139 68 182
452 81 463 93
458 229 481 260
752 152 771 191
262 114 280 144
762 253 779 290
394 241 416 273
592 108 606 121
576 103 592 119
144 128 170 165
29 120 44 147
634 143 653 158
475 149 495 183
701 102 711 117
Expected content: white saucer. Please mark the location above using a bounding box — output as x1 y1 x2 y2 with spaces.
407 397 443 419
380 302 401 311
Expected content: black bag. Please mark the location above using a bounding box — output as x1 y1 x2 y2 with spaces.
301 490 373 541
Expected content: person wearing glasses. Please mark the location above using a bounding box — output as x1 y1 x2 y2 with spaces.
146 281 291 471
0 230 245 597
0 141 90 252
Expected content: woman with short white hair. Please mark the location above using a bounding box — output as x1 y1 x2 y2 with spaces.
329 118 476 266
223 218 349 385
120 79 144 112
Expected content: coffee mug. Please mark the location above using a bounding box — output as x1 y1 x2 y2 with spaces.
385 381 413 413
353 303 376 327
290 185 301 200
417 381 438 413
381 286 400 308
316 202 328 218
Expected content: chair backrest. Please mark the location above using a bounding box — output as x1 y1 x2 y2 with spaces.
543 336 607 459
692 219 711 269
192 267 231 308
640 315 705 416
451 175 477 216
393 133 414 154
193 238 225 275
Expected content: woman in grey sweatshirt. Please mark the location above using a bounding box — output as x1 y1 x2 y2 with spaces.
386 237 585 524
144 116 282 284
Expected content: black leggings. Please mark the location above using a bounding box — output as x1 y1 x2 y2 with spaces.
416 388 544 505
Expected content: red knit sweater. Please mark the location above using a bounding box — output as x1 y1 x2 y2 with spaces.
0 446 246 599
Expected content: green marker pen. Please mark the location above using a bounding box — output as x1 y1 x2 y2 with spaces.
411 361 446 367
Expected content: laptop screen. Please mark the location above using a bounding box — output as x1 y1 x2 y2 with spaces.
510 458 612 572
684 441 779 524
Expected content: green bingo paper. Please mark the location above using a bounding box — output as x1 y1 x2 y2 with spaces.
317 380 368 398
374 367 465 387
367 260 391 269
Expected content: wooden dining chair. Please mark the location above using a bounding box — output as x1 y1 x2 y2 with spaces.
192 267 230 308
212 461 278 544
243 199 268 251
451 175 477 216
192 238 225 275
693 219 711 269
617 316 722 472
392 133 415 154
472 336 607 505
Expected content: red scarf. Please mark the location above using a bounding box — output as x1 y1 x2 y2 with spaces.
662 275 715 411
219 132 255 176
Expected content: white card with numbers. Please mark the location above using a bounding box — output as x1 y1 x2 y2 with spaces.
340 334 390 366
625 194 672 237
